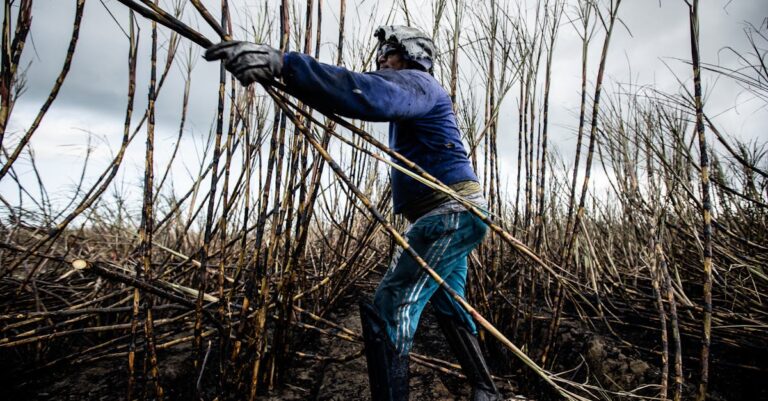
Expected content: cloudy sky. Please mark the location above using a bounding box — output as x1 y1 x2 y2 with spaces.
2 0 766 212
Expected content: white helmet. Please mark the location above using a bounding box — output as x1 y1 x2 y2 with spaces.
374 25 435 74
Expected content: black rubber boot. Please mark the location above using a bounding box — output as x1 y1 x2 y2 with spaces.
359 301 409 401
435 309 502 401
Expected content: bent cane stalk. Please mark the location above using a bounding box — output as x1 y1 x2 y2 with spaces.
273 91 578 287
266 87 587 401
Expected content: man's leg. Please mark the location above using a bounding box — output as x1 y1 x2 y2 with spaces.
432 286 501 400
430 214 501 401
361 212 472 400
359 301 409 401
431 255 476 331
430 210 487 333
373 212 471 355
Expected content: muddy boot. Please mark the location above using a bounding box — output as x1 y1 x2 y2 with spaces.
359 301 409 401
435 310 502 401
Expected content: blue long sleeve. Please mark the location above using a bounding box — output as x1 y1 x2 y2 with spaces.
281 52 440 122
280 51 479 215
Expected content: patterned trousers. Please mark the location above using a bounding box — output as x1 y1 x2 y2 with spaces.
373 210 489 355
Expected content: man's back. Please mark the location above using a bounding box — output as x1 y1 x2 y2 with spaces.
281 52 478 216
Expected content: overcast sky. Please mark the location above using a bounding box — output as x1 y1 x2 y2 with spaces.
2 0 767 212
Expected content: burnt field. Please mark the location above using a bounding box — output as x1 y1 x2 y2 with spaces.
1 0 766 400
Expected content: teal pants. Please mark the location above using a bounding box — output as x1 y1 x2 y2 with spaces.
373 210 489 356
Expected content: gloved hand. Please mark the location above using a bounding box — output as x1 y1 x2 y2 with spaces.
204 41 283 86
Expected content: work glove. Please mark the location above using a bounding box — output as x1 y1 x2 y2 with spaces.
204 41 283 86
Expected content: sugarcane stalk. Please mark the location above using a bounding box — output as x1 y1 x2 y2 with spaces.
686 2 713 399
116 12 139 401
139 5 163 397
565 0 595 254
0 0 32 149
658 243 683 401
192 4 227 393
651 239 669 400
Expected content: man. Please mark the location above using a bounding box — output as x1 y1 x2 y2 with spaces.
205 25 501 401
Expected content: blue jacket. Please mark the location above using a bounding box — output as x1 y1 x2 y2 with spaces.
281 52 478 214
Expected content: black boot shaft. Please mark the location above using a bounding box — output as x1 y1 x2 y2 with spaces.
435 310 502 400
360 301 410 401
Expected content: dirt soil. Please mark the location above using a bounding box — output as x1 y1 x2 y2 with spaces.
246 301 528 400
303 305 524 401
5 298 760 400
5 301 529 401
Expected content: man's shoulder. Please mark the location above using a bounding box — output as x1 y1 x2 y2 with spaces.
370 69 448 96
367 68 432 81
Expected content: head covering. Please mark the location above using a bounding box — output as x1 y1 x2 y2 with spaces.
374 25 435 74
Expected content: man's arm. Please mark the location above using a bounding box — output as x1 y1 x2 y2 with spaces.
281 52 439 122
